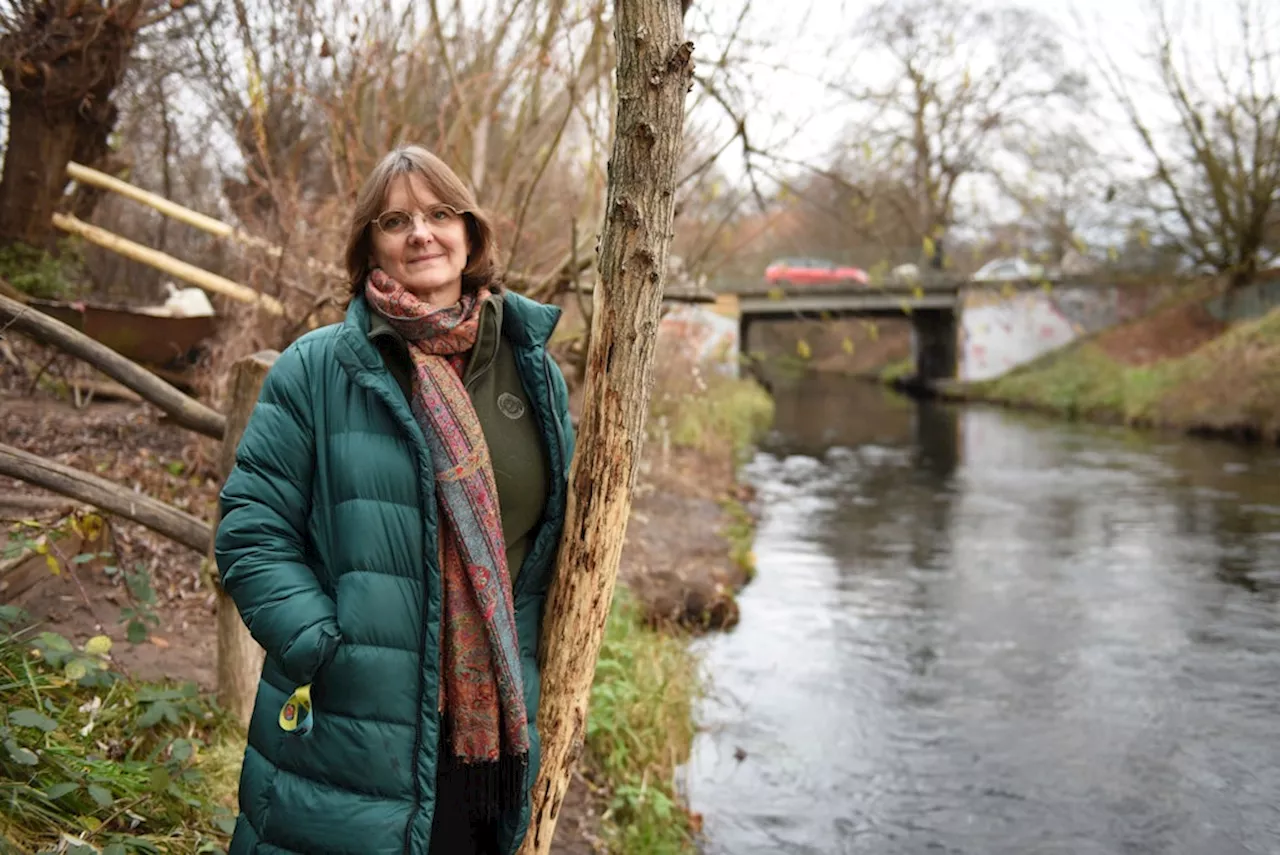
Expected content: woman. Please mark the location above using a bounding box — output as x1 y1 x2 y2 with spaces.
215 145 574 855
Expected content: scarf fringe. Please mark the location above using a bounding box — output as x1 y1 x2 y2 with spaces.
437 744 529 821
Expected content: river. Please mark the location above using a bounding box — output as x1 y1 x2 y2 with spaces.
686 374 1280 855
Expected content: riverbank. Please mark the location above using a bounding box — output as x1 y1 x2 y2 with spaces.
932 287 1280 444
0 336 773 853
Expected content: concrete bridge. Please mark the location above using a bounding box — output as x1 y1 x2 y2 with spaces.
731 280 963 382
712 275 1174 384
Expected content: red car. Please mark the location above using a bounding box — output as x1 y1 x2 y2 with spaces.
765 256 869 286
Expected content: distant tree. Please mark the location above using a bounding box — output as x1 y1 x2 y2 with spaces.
844 0 1087 268
993 129 1112 263
1096 0 1280 286
0 0 188 249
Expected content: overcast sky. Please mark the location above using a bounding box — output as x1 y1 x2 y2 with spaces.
691 0 1260 181
682 0 1270 246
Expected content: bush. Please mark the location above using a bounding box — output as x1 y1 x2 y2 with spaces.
649 361 774 460
587 591 699 854
0 241 86 300
0 606 240 855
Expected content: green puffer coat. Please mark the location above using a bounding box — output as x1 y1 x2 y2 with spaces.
215 292 573 855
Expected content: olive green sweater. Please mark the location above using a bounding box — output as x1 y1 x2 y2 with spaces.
368 294 549 581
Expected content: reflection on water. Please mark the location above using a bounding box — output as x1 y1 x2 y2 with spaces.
688 376 1280 855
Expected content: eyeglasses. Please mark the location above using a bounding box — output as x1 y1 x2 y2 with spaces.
374 204 465 236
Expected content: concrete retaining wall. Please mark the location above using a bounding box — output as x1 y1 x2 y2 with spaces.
958 283 1172 382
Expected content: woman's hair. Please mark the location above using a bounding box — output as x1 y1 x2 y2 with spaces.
344 145 499 298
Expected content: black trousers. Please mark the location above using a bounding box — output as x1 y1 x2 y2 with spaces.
427 805 499 854
427 752 501 855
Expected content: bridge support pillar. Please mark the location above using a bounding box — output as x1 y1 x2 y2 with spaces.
912 309 958 382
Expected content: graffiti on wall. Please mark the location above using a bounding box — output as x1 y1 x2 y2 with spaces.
959 290 1079 381
1203 272 1280 323
958 283 1171 382
657 304 739 375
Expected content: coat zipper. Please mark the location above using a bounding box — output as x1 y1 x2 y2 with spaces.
513 349 566 604
392 390 435 855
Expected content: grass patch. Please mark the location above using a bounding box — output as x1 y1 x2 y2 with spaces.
587 590 699 854
879 357 916 384
1152 304 1280 436
717 497 757 581
0 607 240 855
973 344 1180 423
964 303 1280 439
650 368 774 460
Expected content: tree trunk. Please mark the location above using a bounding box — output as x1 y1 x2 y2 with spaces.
213 352 277 726
0 442 211 552
0 94 82 249
0 0 140 250
0 292 227 439
519 2 693 853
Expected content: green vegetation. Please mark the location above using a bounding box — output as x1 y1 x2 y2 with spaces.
718 497 757 581
0 241 86 300
650 368 774 460
3 517 163 645
973 345 1180 423
0 591 702 855
587 590 699 855
965 305 1280 439
0 608 239 855
879 357 916 384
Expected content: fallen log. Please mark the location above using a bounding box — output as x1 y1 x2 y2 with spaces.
0 443 211 553
0 494 76 515
0 277 27 304
0 292 226 439
69 378 144 405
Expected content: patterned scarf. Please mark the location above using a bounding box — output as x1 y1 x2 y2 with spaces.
364 269 529 814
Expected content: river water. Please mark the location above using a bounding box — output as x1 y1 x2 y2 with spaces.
686 375 1280 855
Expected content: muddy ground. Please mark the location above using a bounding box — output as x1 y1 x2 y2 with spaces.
0 344 749 853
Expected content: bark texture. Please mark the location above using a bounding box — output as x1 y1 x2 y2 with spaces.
519 2 693 853
0 292 227 439
0 0 144 248
213 352 275 725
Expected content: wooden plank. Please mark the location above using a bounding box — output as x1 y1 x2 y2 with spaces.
51 213 285 316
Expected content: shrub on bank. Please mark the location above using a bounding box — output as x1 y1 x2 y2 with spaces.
967 305 1280 440
587 590 699 854
0 593 699 855
0 607 239 855
648 362 774 460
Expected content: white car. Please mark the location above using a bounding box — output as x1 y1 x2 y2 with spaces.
972 257 1044 282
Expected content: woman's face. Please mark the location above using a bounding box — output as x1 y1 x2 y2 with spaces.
370 174 471 307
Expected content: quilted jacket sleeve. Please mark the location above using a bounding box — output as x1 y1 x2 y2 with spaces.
215 344 341 686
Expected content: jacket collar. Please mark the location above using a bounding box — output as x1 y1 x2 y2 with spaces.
499 290 561 349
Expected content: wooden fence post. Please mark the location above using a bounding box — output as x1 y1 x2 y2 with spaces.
212 351 277 725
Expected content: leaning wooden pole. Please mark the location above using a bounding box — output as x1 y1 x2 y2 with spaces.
65 161 345 283
51 213 285 316
212 352 276 725
0 292 227 439
520 2 693 852
0 443 211 552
